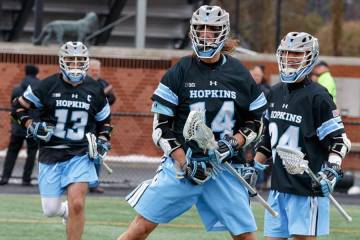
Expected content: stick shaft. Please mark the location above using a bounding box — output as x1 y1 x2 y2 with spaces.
224 162 278 217
184 115 278 216
307 169 352 222
102 161 113 174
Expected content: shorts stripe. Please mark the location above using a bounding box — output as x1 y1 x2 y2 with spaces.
310 197 318 235
126 180 151 208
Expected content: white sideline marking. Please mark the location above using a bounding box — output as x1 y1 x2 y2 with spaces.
0 149 161 163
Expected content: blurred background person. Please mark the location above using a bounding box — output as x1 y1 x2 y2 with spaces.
88 59 116 106
250 64 270 97
0 64 40 186
87 58 116 193
312 60 337 103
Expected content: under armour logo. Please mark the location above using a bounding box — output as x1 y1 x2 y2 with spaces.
282 104 288 109
210 81 217 86
72 94 78 99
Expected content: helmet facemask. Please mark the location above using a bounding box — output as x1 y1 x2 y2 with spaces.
59 41 89 83
277 50 313 77
190 24 229 58
190 5 230 59
276 32 319 83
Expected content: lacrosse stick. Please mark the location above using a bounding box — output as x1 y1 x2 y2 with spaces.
183 110 278 217
102 160 113 174
86 133 113 174
276 145 352 222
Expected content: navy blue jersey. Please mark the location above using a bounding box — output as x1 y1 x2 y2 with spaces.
152 55 267 161
23 73 110 163
262 78 345 196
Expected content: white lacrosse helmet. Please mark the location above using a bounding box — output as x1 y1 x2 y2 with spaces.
276 32 319 83
190 5 230 59
59 41 89 83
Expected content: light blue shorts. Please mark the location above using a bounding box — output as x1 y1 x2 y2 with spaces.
38 154 98 197
264 190 330 238
126 157 257 236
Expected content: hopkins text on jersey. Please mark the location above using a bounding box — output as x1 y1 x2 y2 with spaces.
270 110 302 123
189 90 236 99
56 99 90 110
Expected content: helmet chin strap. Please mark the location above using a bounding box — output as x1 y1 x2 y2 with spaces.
294 76 306 83
194 41 224 59
61 70 84 85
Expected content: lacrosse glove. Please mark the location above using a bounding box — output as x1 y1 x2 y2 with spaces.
182 157 213 185
313 162 343 197
97 138 111 159
241 160 268 197
215 134 240 164
87 133 111 165
26 121 54 142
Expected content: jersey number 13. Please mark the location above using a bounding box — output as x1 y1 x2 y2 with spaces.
53 109 88 140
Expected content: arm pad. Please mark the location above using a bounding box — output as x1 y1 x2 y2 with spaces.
152 113 182 156
96 115 112 140
238 119 263 148
11 97 32 128
255 117 272 158
328 133 351 165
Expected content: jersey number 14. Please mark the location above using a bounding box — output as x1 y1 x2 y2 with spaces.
190 101 235 137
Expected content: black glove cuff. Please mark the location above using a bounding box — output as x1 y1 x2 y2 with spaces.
324 162 344 181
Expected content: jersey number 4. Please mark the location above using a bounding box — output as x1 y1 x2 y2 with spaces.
190 101 234 137
53 109 88 140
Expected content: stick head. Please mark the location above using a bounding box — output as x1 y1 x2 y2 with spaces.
276 145 309 175
183 110 217 151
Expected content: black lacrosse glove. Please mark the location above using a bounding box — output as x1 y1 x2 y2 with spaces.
312 162 343 196
215 134 240 164
183 157 213 185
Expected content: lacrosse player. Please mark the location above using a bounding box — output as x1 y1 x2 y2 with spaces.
253 32 351 239
118 5 267 240
11 41 112 240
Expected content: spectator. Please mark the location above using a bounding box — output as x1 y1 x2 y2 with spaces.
87 59 116 194
250 64 270 97
88 59 116 106
312 60 337 103
0 64 40 186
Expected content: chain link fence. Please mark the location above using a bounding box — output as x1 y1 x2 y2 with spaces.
1 108 360 190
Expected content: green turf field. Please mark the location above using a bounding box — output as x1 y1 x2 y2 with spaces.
0 194 358 240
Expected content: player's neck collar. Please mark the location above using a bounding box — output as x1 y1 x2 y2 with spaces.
197 54 226 70
286 77 312 91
